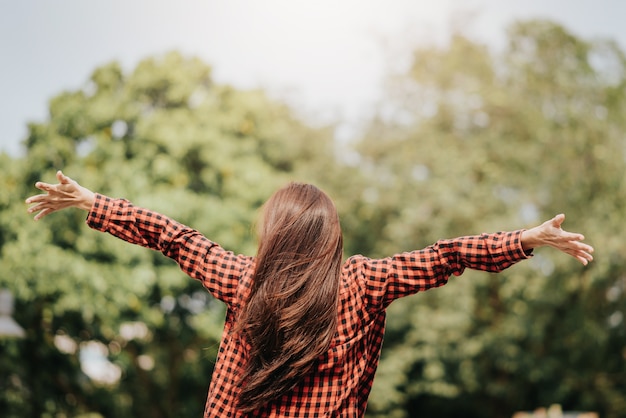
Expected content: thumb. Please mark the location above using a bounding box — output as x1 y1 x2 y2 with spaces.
551 213 565 229
56 170 72 184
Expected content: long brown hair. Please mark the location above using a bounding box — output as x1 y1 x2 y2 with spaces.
235 182 343 412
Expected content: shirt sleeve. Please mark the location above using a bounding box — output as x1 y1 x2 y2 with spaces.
86 193 252 305
350 230 532 311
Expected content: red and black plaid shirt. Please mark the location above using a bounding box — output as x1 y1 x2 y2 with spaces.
87 194 531 417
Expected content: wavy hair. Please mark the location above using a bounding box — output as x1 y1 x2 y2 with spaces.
235 182 343 412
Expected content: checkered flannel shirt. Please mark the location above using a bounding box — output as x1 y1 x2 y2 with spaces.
86 194 532 417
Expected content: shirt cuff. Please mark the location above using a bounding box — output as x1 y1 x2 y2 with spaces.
86 193 115 232
503 229 534 262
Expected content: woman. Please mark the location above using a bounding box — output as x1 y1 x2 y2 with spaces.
26 170 594 417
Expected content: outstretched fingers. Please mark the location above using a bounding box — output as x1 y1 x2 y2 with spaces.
562 238 595 265
26 198 55 220
26 171 95 220
572 250 594 266
546 216 594 265
32 207 55 221
34 181 55 193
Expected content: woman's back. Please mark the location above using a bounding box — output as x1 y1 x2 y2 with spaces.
27 172 594 417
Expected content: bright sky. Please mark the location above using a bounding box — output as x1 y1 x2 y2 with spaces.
1 0 625 157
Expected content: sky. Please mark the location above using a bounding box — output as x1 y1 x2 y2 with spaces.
1 0 625 157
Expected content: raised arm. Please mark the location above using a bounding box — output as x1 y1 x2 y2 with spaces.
357 215 593 311
26 171 251 305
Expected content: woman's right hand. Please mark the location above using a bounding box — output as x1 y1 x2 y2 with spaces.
26 170 95 220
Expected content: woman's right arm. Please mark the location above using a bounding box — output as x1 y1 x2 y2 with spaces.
26 171 249 304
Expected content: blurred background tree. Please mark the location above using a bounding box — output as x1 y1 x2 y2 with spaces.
0 18 624 418
0 51 357 418
359 19 626 418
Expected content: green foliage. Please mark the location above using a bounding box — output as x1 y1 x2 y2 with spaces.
0 51 348 417
359 20 626 418
1 19 624 418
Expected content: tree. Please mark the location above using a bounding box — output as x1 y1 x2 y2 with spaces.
358 20 626 418
0 51 355 417
2 19 625 418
